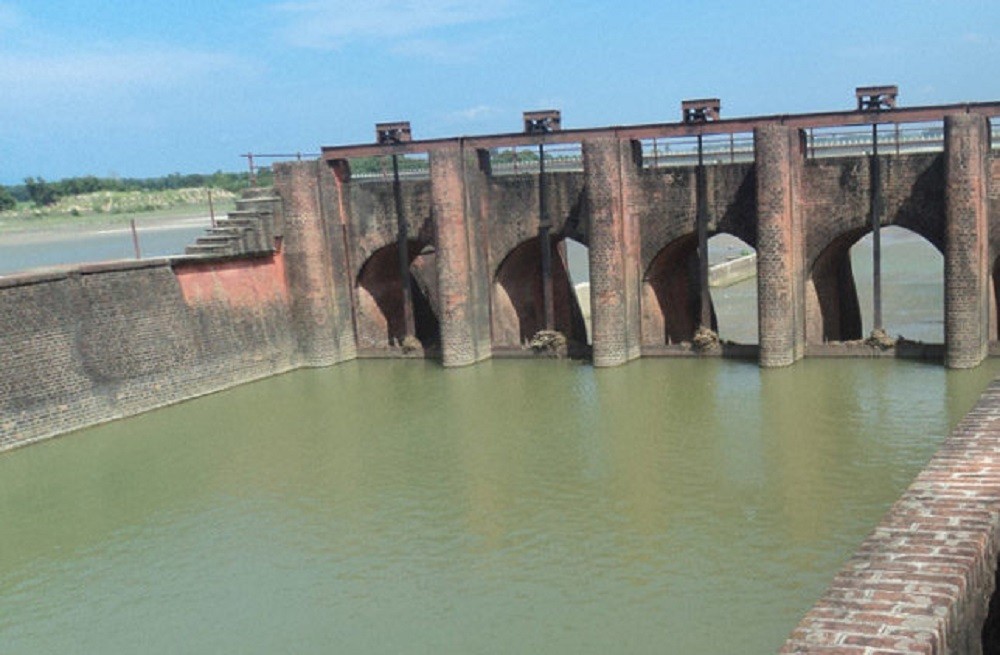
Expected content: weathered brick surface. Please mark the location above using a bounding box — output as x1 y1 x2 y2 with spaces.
944 115 991 369
484 165 587 351
780 379 1000 654
320 163 440 355
430 143 491 366
316 162 359 359
0 255 298 453
632 159 756 348
274 161 352 366
583 138 642 366
756 125 805 366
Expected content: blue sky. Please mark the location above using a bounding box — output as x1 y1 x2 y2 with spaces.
1 0 998 184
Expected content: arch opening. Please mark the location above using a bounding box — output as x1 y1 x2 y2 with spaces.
355 241 440 353
707 234 758 344
491 236 589 352
641 233 714 346
807 226 943 344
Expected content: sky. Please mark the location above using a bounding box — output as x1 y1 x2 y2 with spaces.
1 0 999 184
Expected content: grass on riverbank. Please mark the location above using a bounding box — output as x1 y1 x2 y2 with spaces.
0 187 237 234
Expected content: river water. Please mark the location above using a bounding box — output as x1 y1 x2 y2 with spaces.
1 358 998 654
0 225 991 653
0 218 211 276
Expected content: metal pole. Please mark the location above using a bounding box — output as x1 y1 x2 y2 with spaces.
871 123 883 332
247 154 257 187
538 142 555 331
697 133 711 329
130 218 141 259
391 154 416 340
208 189 216 229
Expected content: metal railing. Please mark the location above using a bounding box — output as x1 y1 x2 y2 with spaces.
805 123 944 159
489 143 583 176
641 133 755 167
351 153 430 181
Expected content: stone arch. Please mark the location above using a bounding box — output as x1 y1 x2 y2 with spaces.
641 233 716 346
491 236 587 349
355 240 440 352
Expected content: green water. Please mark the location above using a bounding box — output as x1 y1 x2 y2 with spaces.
1 357 998 654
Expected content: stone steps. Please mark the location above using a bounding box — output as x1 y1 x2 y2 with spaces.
184 187 283 258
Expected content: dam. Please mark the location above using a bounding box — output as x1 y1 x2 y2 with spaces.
3 94 1000 653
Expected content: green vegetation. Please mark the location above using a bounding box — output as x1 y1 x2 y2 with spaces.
3 169 271 211
0 186 15 212
0 169 270 233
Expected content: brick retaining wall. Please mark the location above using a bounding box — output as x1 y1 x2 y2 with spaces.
0 253 300 453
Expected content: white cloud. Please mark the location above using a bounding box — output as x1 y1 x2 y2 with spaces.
0 48 249 96
272 0 518 50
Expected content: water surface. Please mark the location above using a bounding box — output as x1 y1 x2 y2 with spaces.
1 358 996 654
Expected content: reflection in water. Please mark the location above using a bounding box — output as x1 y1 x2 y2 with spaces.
1 358 997 654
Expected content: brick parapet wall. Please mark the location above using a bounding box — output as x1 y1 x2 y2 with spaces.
781 378 1000 654
944 115 991 369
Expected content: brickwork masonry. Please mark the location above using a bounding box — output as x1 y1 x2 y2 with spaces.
0 254 301 453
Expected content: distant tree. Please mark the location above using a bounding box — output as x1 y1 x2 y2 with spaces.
24 177 59 207
0 185 15 211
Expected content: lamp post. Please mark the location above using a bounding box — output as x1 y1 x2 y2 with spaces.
523 110 562 332
376 121 417 344
682 98 721 330
855 85 898 334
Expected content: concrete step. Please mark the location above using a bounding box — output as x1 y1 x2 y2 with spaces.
218 218 260 229
205 226 244 236
185 243 232 255
228 209 269 218
241 187 276 200
196 235 239 244
236 196 281 210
